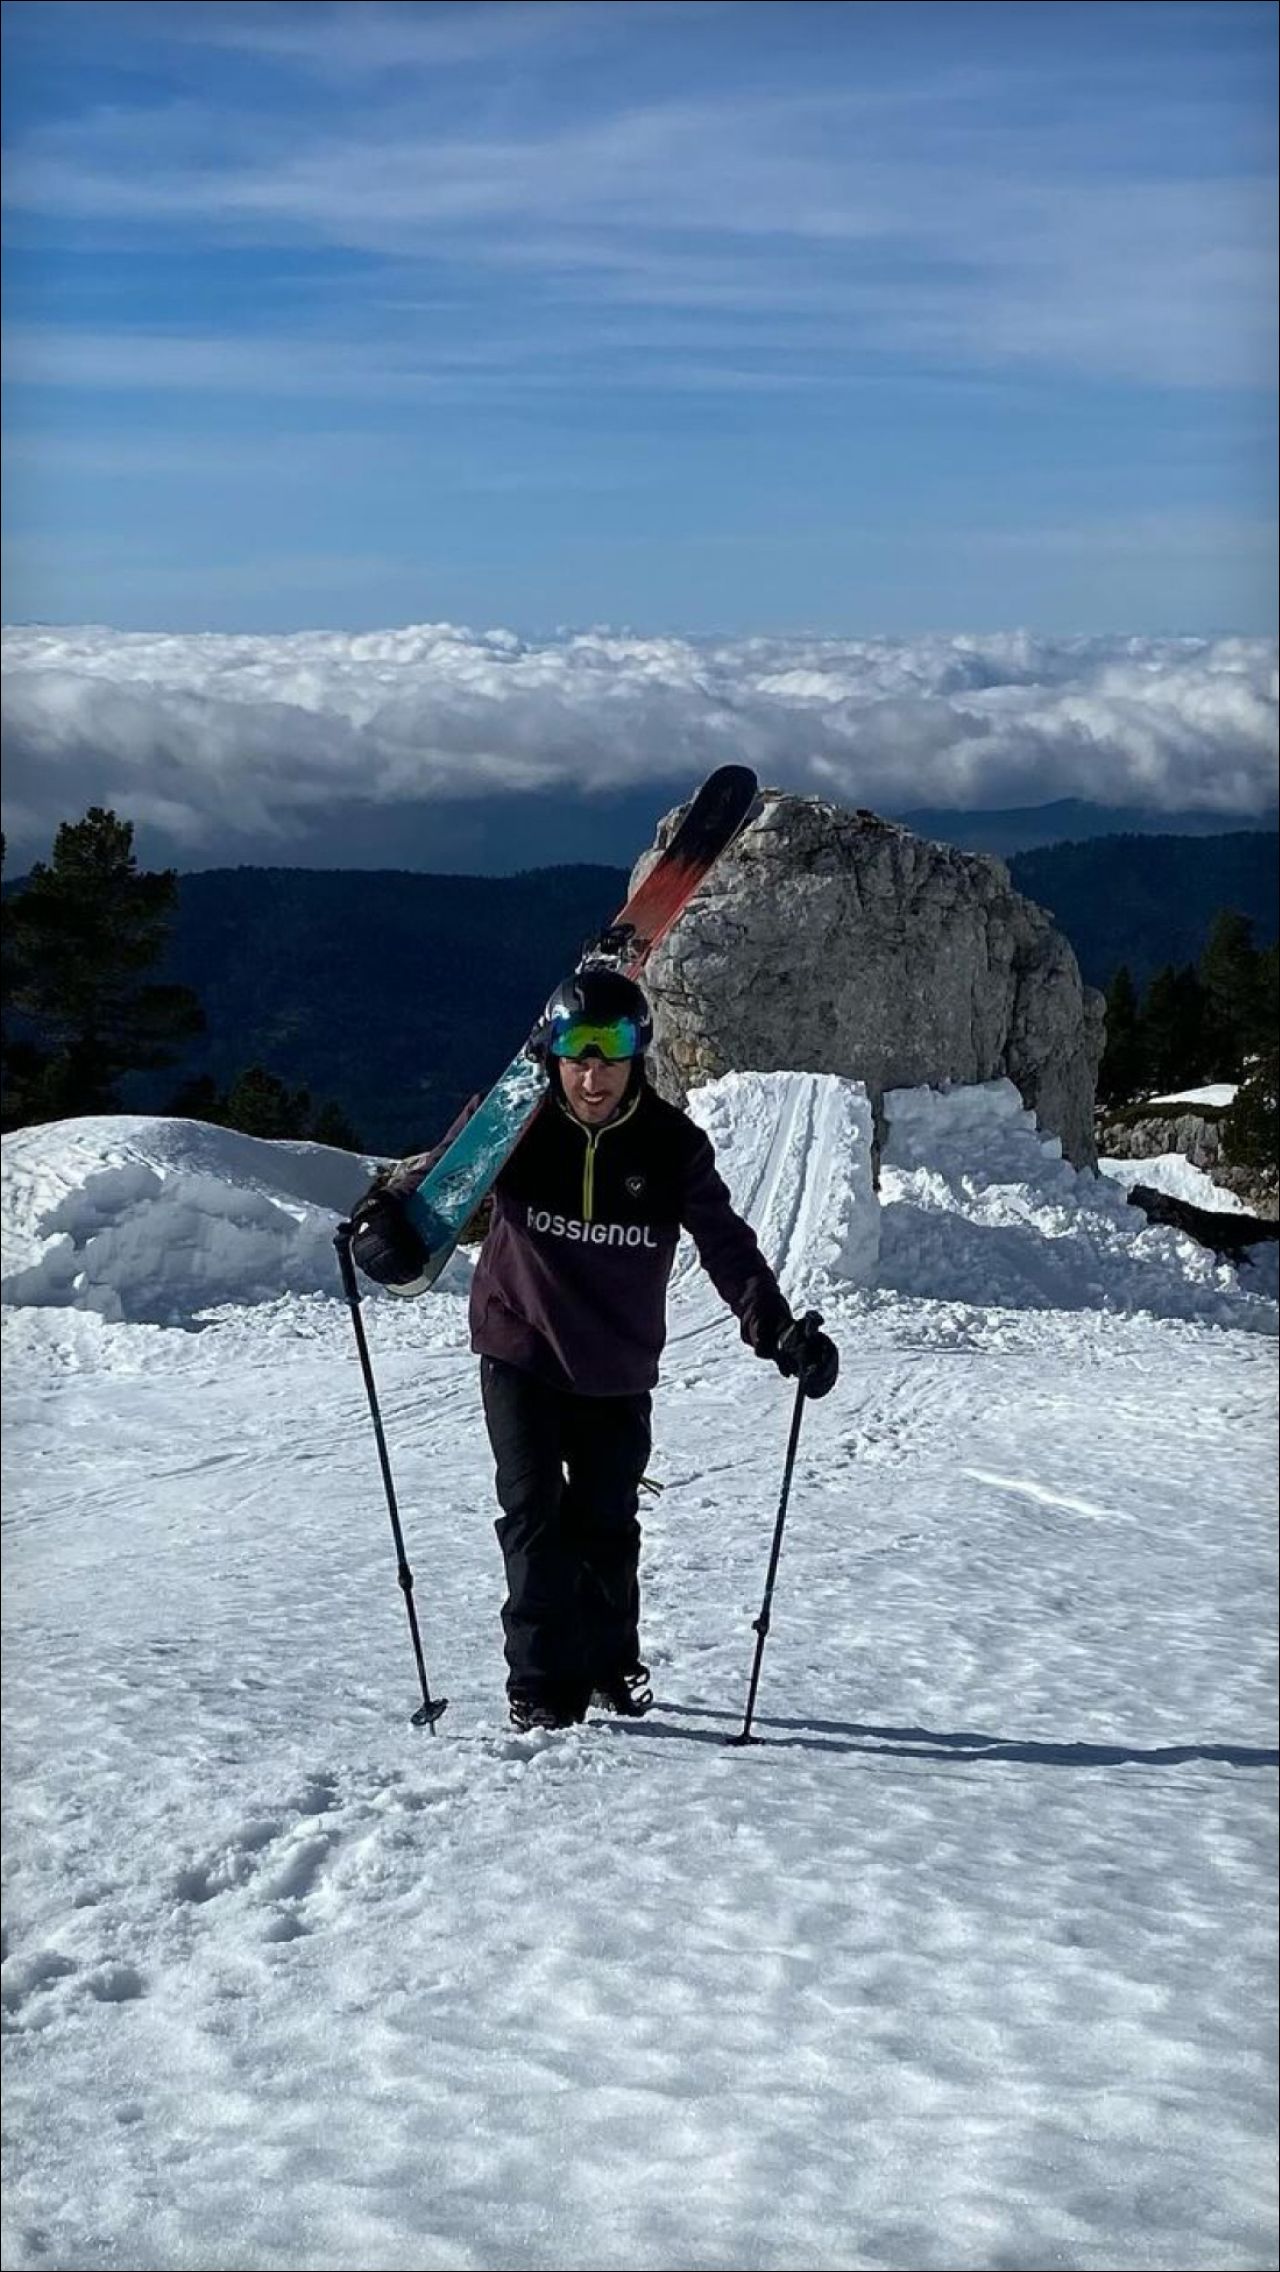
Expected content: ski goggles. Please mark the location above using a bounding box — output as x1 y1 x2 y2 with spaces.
548 1014 643 1062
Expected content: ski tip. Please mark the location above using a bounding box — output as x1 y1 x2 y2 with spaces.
702 763 759 807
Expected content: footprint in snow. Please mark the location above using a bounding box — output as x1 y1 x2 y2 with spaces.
83 1961 146 2003
1 1948 78 2020
173 1799 343 1947
2 1948 147 2021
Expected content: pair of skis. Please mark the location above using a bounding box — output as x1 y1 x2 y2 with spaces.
336 764 762 1735
360 763 761 1298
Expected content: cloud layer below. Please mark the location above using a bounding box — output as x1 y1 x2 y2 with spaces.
2 622 1275 866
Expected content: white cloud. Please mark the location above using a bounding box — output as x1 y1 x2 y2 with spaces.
4 60 1273 395
164 0 672 78
1 622 1274 861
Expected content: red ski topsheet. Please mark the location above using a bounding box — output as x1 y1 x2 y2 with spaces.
609 764 758 966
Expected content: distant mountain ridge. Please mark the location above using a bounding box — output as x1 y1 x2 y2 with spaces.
1006 831 1278 987
123 829 1277 1156
898 800 1277 857
8 791 1264 877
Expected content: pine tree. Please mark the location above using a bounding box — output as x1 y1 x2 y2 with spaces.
309 1099 363 1151
2 810 204 1129
1098 964 1146 1105
2 831 53 1127
1220 942 1279 1190
1198 910 1260 1080
1139 964 1211 1097
167 1074 228 1124
222 1065 314 1140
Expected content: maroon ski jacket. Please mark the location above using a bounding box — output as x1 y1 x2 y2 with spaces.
466 1079 789 1396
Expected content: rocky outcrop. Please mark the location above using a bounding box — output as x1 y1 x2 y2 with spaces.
1126 1183 1279 1261
1098 1108 1277 1219
1099 1110 1226 1173
634 791 1105 1169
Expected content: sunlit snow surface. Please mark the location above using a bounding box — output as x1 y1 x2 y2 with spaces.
1145 1085 1239 1111
1098 1150 1254 1216
2 1077 1276 2272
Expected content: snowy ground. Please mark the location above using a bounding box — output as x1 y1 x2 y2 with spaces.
2 1077 1276 2272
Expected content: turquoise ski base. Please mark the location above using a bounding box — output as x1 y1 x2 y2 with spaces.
399 1053 547 1289
369 762 760 1300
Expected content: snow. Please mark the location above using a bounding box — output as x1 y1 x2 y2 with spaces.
879 1081 1273 1326
1144 1085 1239 1110
3 1076 1277 2272
1096 1080 1260 1228
0 1116 474 1324
685 1070 880 1304
1098 1150 1252 1216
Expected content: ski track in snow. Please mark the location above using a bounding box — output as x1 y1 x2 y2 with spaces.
2 1077 1277 2272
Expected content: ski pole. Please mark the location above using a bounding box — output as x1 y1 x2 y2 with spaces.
334 1222 447 1732
727 1310 822 1747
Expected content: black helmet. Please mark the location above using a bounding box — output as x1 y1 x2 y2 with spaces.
535 966 653 1061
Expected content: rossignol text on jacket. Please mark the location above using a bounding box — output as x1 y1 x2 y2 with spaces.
469 1079 787 1395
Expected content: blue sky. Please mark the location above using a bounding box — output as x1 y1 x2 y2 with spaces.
2 0 1276 639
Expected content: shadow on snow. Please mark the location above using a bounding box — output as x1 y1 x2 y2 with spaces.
639 1705 1277 1770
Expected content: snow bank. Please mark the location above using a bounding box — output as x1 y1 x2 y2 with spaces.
3 1078 1273 1337
685 1071 878 1303
1145 1084 1238 1110
0 1117 397 1327
1098 1150 1250 1215
879 1080 1275 1332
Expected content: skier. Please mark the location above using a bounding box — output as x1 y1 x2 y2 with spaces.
381 968 838 1732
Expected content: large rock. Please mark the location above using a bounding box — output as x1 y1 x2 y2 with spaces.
634 791 1105 1169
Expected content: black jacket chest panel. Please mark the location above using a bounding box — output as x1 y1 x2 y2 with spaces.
499 1089 690 1225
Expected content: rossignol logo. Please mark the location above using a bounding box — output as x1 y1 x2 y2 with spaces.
528 1207 658 1249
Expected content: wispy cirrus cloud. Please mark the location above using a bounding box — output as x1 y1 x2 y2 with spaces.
151 0 692 79
4 36 1274 394
2 1 1273 640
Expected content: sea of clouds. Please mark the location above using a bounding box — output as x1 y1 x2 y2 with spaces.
1 623 1275 862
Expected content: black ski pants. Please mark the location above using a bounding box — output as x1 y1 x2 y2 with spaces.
480 1354 651 1715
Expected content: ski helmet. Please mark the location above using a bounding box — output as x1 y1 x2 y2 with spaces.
535 967 653 1061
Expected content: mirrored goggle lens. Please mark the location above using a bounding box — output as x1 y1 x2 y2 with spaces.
549 1015 641 1062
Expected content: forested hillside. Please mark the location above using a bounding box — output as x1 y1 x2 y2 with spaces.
1006 833 1278 987
109 830 1278 1156
137 864 631 1156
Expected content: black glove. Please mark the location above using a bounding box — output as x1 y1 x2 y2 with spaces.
347 1185 429 1290
776 1315 839 1399
742 1285 792 1364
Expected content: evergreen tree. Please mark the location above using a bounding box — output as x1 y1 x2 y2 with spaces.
1220 942 1279 1189
1098 964 1146 1105
309 1099 364 1151
222 1065 313 1140
166 1070 360 1147
2 810 204 1130
167 1074 228 1124
1139 964 1211 1096
1198 909 1260 1079
2 832 53 1127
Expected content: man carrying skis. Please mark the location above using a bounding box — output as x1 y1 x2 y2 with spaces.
381 967 838 1733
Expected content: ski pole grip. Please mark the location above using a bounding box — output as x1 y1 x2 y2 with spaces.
334 1221 362 1307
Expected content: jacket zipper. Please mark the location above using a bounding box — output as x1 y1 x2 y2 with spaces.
581 1128 595 1221
577 1094 640 1221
